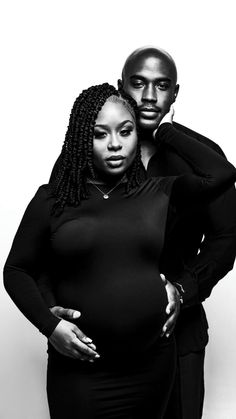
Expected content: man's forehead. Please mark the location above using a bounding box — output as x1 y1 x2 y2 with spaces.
124 54 176 80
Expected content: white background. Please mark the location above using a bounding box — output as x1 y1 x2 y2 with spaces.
0 1 235 418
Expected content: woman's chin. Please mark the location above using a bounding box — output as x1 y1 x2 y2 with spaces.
103 165 127 178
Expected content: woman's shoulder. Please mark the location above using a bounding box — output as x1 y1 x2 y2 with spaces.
34 183 54 199
145 176 177 197
28 184 55 212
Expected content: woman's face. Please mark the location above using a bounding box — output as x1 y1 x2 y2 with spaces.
93 100 138 179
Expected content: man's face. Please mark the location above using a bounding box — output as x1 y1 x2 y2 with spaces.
120 55 179 131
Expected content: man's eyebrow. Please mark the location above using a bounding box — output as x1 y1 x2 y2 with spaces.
95 120 134 129
130 75 171 82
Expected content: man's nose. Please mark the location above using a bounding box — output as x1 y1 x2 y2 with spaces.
108 134 122 150
142 84 157 102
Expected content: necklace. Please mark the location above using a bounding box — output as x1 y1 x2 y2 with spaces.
88 178 123 199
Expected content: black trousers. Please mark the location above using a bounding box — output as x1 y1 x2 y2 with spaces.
163 349 205 419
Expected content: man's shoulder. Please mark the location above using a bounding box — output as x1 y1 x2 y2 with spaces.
173 121 225 157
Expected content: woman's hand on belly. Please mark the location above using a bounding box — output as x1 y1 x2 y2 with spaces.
48 319 100 362
160 274 181 338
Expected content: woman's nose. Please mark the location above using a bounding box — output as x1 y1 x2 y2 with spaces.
108 134 122 150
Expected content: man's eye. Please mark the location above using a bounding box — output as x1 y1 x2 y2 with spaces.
94 132 106 139
158 83 170 90
131 80 144 88
120 129 132 137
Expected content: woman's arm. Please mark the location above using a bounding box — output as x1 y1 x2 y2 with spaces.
3 186 60 337
3 186 100 360
156 123 236 206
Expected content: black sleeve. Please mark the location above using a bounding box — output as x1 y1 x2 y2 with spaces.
3 186 60 337
157 123 236 307
179 185 236 306
173 121 226 154
157 123 236 207
37 271 57 308
35 154 62 307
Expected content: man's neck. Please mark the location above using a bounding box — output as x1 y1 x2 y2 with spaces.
140 129 158 170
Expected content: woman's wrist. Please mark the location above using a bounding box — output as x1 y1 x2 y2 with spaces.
173 282 185 305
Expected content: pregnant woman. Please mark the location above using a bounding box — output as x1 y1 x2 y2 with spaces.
4 83 236 418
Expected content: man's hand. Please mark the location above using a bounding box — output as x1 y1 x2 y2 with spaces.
49 319 100 362
160 274 181 338
50 305 81 320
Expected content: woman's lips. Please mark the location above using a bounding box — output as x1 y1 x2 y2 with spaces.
106 156 125 161
107 160 124 168
106 156 125 168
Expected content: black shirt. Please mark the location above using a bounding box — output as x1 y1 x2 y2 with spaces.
4 124 236 356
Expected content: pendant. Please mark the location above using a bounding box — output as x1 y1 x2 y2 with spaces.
103 194 109 199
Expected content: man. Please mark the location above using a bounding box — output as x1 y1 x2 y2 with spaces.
41 47 236 418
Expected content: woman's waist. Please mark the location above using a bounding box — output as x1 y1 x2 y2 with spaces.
54 274 168 357
47 334 175 368
54 271 168 324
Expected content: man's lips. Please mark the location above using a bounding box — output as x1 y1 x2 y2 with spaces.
139 107 160 112
139 107 161 119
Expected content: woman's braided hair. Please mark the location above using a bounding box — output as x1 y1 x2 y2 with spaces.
51 83 142 213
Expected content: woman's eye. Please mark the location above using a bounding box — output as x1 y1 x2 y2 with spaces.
120 129 132 137
94 132 106 139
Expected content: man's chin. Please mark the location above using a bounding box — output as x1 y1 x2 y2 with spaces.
137 117 161 131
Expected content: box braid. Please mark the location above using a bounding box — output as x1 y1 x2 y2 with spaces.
52 83 142 213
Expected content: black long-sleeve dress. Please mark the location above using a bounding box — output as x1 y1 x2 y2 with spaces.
4 124 236 419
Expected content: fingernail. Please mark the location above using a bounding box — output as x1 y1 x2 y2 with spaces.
83 337 93 343
89 359 94 363
88 343 96 350
95 354 100 358
166 333 170 338
73 311 81 318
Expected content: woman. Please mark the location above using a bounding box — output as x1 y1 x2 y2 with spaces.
4 83 236 418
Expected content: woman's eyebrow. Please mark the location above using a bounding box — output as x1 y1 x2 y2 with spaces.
95 120 134 129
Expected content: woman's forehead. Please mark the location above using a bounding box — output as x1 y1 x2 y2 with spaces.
95 100 135 126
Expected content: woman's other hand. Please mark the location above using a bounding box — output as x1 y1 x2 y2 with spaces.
153 105 174 138
48 319 100 362
160 274 181 338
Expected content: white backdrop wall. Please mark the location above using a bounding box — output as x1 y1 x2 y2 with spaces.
0 1 235 418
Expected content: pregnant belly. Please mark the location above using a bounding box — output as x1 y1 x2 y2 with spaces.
56 270 168 357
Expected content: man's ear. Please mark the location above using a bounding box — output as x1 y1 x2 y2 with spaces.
173 84 180 102
117 79 123 91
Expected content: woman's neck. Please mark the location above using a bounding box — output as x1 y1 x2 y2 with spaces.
88 173 127 185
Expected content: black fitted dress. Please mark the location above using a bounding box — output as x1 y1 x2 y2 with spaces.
4 124 236 419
